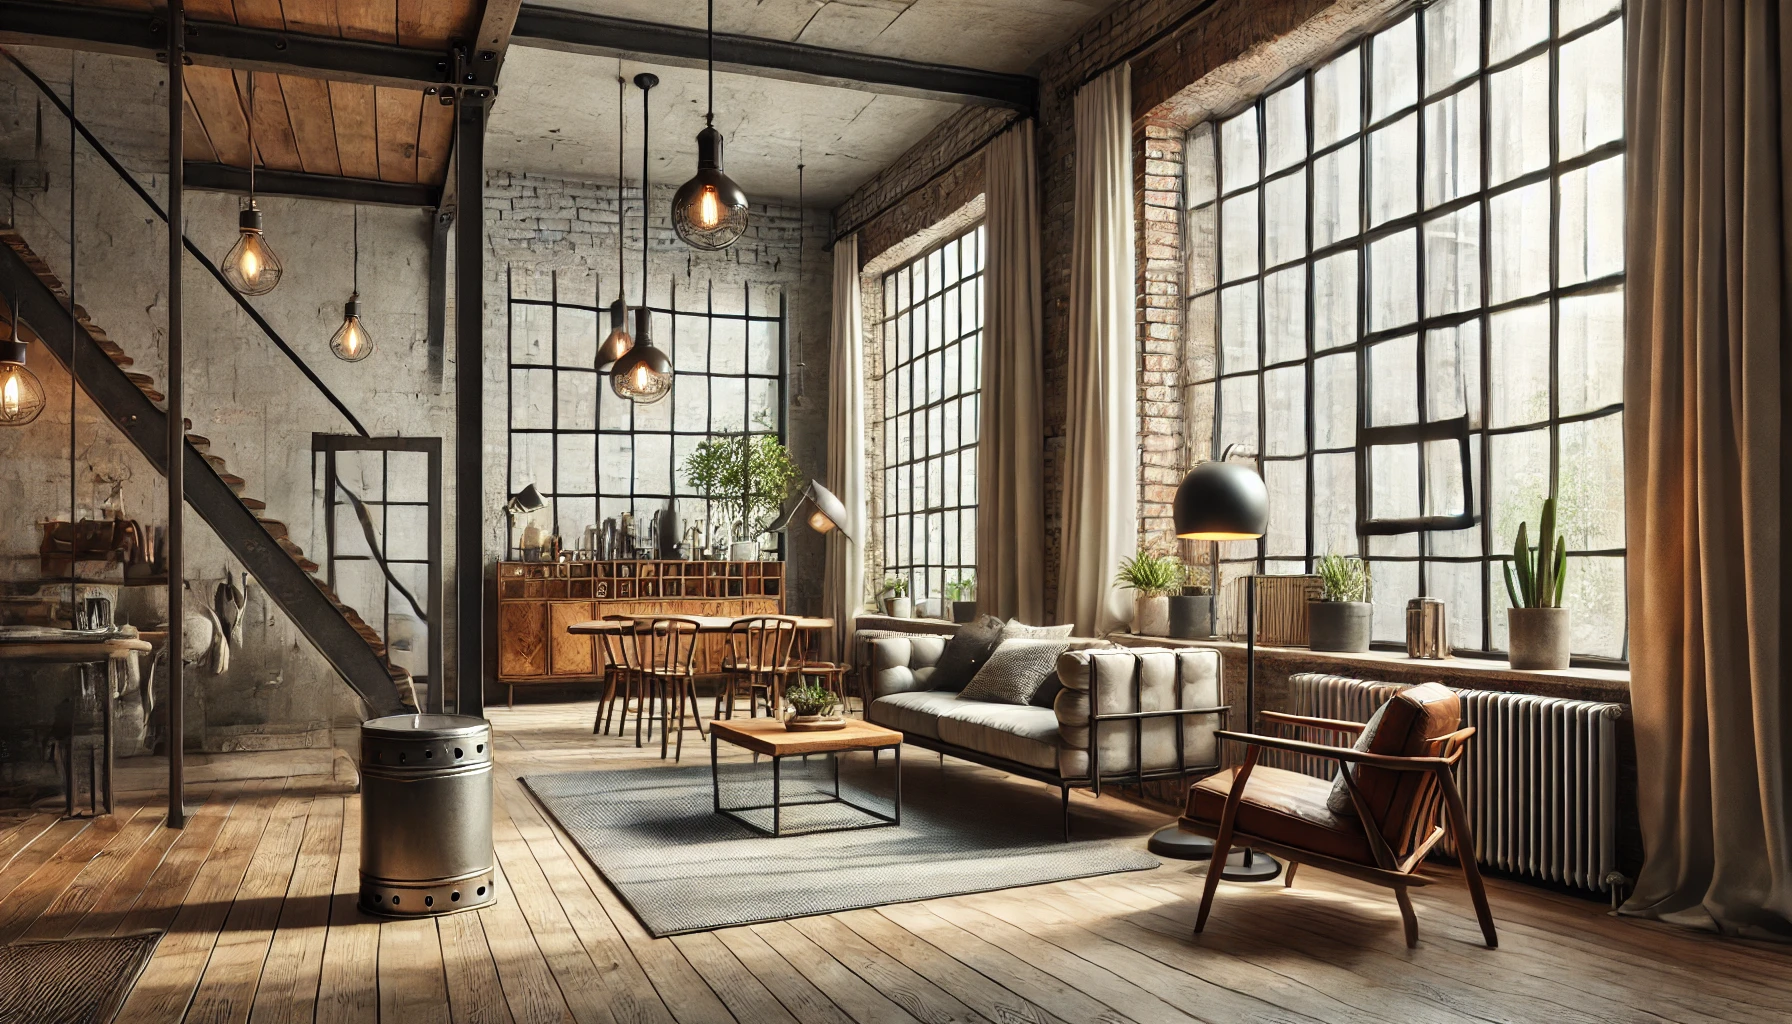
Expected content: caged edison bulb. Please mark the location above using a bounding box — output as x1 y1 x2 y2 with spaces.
0 339 47 426
330 294 374 362
222 204 283 296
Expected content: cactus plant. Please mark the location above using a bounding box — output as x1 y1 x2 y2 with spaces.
1503 498 1569 609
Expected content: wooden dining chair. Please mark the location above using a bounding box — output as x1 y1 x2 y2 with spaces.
1178 682 1497 949
717 616 799 720
639 617 705 761
593 617 644 740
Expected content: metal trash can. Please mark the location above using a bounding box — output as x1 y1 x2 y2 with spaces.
360 714 496 916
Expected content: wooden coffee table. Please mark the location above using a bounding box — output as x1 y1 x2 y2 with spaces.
708 719 903 837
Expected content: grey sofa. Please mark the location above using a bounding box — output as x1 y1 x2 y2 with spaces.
866 637 1227 837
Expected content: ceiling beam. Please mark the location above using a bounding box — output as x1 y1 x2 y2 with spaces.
183 163 441 208
0 0 451 89
511 5 1036 111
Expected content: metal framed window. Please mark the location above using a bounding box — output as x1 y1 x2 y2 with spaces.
505 269 787 556
1184 0 1626 662
877 224 985 604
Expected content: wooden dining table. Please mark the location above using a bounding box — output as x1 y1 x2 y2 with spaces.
566 615 833 636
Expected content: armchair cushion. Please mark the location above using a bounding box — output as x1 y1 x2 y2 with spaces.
1188 766 1374 864
929 615 1007 691
1325 682 1461 821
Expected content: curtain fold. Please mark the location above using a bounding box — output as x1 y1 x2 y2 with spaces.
1057 65 1138 636
824 234 868 653
978 120 1047 623
1620 0 1791 940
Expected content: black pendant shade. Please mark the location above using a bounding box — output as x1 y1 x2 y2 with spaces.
1173 461 1269 540
596 297 633 366
611 305 672 403
673 126 750 251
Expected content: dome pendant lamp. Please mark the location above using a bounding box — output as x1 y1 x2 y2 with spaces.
671 0 749 251
222 73 283 296
330 205 373 361
596 70 634 368
611 73 673 404
0 293 47 427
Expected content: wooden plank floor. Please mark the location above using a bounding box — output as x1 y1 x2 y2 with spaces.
2 699 1788 1023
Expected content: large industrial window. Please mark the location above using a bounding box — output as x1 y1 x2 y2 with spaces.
878 225 985 603
1183 0 1625 661
505 269 787 556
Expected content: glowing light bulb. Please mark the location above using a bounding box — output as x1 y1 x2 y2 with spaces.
672 126 750 251
0 347 47 427
222 205 283 296
1 373 18 418
808 509 834 534
697 187 721 229
330 295 374 362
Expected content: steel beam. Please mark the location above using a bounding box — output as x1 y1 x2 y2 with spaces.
0 0 450 89
167 0 185 830
182 162 441 207
512 5 1036 111
454 89 489 719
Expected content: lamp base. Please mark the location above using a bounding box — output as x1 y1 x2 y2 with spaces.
1218 847 1283 882
1147 825 1214 860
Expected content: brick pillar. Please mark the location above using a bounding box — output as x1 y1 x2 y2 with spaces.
1136 117 1185 554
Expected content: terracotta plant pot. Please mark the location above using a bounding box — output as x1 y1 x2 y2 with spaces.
1169 594 1213 639
1308 600 1372 653
785 715 847 732
952 600 978 623
1132 594 1171 636
1508 606 1571 670
883 596 912 619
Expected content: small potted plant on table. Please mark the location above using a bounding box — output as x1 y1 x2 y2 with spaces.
1310 553 1373 652
1115 551 1184 636
784 680 845 731
879 576 911 618
1503 497 1571 670
945 574 977 623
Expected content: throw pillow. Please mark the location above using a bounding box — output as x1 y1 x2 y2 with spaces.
1325 702 1389 816
958 638 1071 705
1001 619 1075 640
929 615 1007 691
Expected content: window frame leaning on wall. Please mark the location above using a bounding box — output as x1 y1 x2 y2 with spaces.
1181 0 1627 663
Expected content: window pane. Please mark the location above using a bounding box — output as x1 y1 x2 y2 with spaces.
1187 292 1218 382
1219 377 1259 453
1426 320 1483 425
1489 0 1549 64
1264 460 1308 557
1220 282 1259 373
1559 412 1625 551
1313 352 1357 449
1313 251 1358 351
1264 266 1306 365
1264 366 1307 456
1313 142 1361 246
1489 180 1551 303
1221 109 1260 191
1312 452 1357 553
1429 436 1484 555
1424 437 1468 517
1221 190 1260 282
1371 559 1419 643
1264 170 1307 267
1312 47 1362 148
1426 560 1486 651
1559 20 1625 159
1371 442 1421 519
1489 426 1551 545
1187 204 1218 292
1567 555 1627 658
1264 81 1307 174
1424 0 1480 95
1368 334 1419 426
1561 0 1620 33
1559 155 1624 286
1368 229 1419 330
1371 17 1418 122
1559 287 1624 415
1488 302 1551 427
1187 122 1217 207
1489 54 1550 185
1369 113 1418 227
1423 89 1480 207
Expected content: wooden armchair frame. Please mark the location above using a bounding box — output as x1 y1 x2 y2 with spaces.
1182 712 1498 949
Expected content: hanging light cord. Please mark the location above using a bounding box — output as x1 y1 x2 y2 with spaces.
706 0 714 126
246 73 256 205
352 204 359 294
617 69 625 297
797 145 804 276
641 79 650 309
69 52 77 595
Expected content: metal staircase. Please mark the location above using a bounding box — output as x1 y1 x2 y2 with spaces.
1 227 413 717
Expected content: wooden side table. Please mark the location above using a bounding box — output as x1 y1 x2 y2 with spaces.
0 637 151 817
707 719 902 837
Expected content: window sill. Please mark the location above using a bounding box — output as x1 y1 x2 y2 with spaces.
1113 634 1631 703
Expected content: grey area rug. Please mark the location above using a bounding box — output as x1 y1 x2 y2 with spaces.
524 756 1159 937
0 933 159 1024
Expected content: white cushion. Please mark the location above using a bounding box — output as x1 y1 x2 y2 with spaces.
937 702 1064 771
867 690 965 739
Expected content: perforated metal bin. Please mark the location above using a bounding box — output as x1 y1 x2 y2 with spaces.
359 714 496 916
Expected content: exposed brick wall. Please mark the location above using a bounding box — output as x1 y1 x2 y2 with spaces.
831 105 1019 249
1136 117 1185 553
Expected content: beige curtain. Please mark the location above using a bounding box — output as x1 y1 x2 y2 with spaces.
1620 0 1791 940
977 120 1046 623
1057 65 1138 636
824 234 867 652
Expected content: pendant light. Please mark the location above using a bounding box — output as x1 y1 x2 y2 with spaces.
0 293 47 427
330 205 373 361
222 73 283 296
596 70 634 367
612 73 674 404
671 0 749 251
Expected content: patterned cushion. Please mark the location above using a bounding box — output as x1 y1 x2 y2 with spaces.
930 615 1007 691
958 639 1070 705
1001 620 1076 640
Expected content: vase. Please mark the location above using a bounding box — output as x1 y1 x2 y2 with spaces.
1308 600 1372 653
1508 606 1571 670
1132 594 1170 636
952 600 978 623
883 596 912 618
1168 594 1213 639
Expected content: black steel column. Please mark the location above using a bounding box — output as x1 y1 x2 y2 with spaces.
454 89 489 719
165 0 186 828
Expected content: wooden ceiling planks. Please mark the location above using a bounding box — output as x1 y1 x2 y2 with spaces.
182 93 220 164
184 64 253 168
278 73 341 176
240 69 304 173
416 96 453 184
326 81 380 180
373 85 421 183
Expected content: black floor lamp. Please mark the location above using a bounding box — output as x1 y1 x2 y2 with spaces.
1145 458 1281 882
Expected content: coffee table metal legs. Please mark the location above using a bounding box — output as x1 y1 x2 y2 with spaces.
712 745 901 837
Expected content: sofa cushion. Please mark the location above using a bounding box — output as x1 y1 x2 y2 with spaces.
958 639 1070 705
868 635 951 699
1001 620 1075 640
867 690 966 740
1326 682 1461 821
929 615 1007 691
1052 648 1220 780
1187 765 1373 864
936 702 1063 771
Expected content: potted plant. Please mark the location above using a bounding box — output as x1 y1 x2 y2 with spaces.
1169 564 1214 639
1503 497 1570 670
1310 553 1373 653
1114 551 1183 636
783 680 846 731
879 576 911 618
945 574 978 623
681 414 801 561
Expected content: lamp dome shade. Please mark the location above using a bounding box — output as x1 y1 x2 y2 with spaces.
610 342 673 404
672 127 750 251
1173 461 1268 540
803 480 851 542
506 485 546 515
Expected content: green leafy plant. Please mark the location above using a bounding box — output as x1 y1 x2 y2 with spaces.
944 574 976 602
785 681 841 718
1503 497 1568 609
681 414 802 538
879 575 909 598
1315 553 1372 603
1114 551 1185 598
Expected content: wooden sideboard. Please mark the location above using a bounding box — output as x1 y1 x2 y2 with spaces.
495 560 786 702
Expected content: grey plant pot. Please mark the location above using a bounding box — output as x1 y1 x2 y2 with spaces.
1308 600 1372 653
1508 606 1571 670
883 597 912 619
1132 594 1171 636
952 601 979 623
1169 594 1214 639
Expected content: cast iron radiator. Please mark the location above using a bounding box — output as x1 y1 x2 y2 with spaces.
1270 672 1624 892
